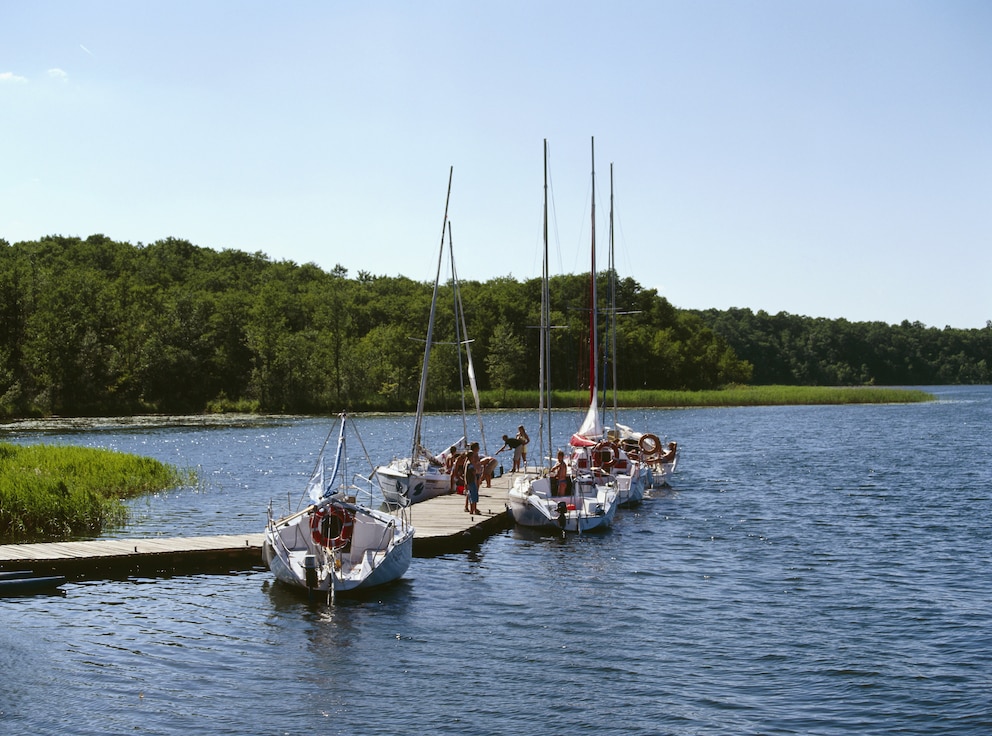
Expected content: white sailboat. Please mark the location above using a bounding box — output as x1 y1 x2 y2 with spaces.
374 168 488 506
600 161 679 490
561 153 647 508
263 412 414 600
508 138 618 534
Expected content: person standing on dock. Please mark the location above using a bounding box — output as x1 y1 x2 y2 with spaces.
516 425 530 469
469 441 497 488
496 434 525 473
465 454 480 515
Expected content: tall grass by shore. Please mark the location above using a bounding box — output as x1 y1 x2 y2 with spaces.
474 385 934 410
0 443 195 543
205 385 934 413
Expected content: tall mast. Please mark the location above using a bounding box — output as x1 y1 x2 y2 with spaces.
449 223 487 454
589 137 598 405
449 221 469 444
609 162 618 426
541 139 552 467
412 166 453 463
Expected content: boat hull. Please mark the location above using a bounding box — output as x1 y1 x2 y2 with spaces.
508 475 617 534
374 461 452 506
614 470 647 507
644 459 677 487
263 502 414 594
0 574 67 596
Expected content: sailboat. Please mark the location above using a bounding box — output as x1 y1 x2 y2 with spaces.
263 412 414 599
373 168 489 506
562 145 648 508
600 162 679 489
508 138 619 534
573 161 653 504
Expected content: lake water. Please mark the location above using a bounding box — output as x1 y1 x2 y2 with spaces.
1 386 990 735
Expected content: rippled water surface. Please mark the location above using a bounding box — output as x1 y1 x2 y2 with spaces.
2 387 990 735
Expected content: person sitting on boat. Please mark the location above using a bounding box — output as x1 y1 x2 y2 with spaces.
660 441 677 463
496 434 525 473
551 450 570 497
443 446 458 472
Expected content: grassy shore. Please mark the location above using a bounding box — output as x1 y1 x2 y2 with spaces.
472 385 935 410
0 443 195 543
179 385 940 414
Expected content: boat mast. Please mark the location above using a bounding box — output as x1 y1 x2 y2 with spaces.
449 221 469 444
608 162 618 427
412 166 453 464
539 138 552 468
588 137 598 407
449 223 487 454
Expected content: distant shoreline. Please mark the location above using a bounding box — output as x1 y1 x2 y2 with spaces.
0 387 937 426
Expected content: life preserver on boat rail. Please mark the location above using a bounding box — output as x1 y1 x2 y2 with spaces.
639 433 662 457
310 505 354 549
592 441 616 470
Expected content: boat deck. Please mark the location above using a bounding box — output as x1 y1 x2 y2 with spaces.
0 471 526 579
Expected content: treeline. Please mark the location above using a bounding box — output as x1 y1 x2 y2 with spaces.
0 235 750 417
694 307 992 386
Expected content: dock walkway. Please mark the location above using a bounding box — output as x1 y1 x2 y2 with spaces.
0 473 523 579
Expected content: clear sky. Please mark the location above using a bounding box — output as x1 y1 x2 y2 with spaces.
3 1 990 329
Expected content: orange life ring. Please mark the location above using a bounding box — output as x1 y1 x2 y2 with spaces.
592 442 616 470
639 433 661 456
310 505 354 549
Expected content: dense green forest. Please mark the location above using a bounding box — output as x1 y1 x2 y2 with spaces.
693 308 991 386
0 235 987 417
0 235 750 416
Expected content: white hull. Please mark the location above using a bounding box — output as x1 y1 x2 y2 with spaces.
614 470 647 507
374 461 452 506
263 501 414 593
644 459 677 487
508 475 618 533
568 442 648 506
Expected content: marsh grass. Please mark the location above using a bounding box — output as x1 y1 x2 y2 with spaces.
472 385 933 410
0 443 195 542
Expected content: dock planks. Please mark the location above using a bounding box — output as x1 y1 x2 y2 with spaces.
0 473 522 579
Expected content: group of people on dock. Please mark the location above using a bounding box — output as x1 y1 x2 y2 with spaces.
435 425 530 515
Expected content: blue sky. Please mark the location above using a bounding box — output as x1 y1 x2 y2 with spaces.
3 1 990 329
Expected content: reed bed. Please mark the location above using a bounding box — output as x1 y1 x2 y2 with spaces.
0 443 195 542
472 385 934 410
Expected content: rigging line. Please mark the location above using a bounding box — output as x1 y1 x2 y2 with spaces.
448 220 469 445
452 243 487 455
299 419 339 510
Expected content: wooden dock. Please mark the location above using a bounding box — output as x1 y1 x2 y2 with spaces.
0 473 519 579
405 471 515 554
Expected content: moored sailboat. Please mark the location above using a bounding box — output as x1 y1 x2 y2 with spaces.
373 168 489 506
508 138 618 534
600 161 680 490
557 142 648 508
263 412 414 599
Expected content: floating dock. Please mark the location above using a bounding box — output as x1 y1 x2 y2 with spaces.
0 473 519 579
